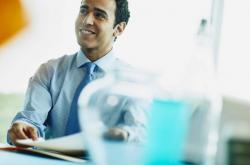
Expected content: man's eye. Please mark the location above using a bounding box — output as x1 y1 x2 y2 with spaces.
80 8 88 15
94 12 106 19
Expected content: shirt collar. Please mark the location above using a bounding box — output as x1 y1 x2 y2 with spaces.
76 49 117 72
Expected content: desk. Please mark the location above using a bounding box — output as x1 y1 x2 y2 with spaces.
0 151 90 165
0 143 197 165
0 142 142 165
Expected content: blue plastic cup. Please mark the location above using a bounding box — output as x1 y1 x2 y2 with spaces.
144 99 190 165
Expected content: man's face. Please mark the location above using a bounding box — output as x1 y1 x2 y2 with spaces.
75 0 117 53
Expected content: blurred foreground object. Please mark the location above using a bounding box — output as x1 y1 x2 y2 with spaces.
78 68 154 165
0 0 27 46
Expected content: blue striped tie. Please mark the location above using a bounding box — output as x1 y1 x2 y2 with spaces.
65 62 96 135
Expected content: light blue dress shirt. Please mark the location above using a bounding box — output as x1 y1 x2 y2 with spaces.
9 50 148 143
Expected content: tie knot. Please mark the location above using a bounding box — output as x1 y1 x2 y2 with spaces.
83 62 96 74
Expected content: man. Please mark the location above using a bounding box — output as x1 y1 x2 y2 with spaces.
8 0 147 145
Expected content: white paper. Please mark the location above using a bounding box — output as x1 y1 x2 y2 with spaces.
16 133 85 154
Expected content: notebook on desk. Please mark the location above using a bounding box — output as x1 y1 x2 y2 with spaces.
0 133 88 163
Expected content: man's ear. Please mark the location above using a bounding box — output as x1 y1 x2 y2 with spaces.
113 22 126 38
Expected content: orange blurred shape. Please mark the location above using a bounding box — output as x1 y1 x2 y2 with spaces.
0 0 28 46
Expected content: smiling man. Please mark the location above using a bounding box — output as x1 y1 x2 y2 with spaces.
7 0 147 145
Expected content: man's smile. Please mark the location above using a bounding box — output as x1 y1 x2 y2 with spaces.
79 28 96 35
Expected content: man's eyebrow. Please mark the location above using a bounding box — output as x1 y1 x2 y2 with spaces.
80 5 88 9
80 5 108 17
94 7 108 16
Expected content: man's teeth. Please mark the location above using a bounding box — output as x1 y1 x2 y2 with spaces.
81 29 94 34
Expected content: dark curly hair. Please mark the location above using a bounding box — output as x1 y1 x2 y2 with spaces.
114 0 130 26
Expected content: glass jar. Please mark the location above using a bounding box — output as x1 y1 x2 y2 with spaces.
78 64 222 165
78 67 155 165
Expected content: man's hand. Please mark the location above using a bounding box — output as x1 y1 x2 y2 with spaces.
8 122 38 146
103 127 129 142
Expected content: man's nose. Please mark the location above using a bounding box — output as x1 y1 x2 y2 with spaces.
83 13 94 25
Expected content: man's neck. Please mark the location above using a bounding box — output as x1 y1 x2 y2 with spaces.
81 47 113 62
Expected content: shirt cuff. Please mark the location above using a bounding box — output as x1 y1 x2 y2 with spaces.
12 120 36 127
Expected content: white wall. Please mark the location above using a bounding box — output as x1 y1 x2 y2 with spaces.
2 0 249 104
0 0 80 92
0 0 210 93
218 0 250 102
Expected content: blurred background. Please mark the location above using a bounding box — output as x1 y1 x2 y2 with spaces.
1 1 250 163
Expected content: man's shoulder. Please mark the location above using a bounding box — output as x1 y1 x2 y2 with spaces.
114 58 137 71
113 58 151 76
36 53 77 71
45 52 77 67
114 58 132 68
35 52 78 75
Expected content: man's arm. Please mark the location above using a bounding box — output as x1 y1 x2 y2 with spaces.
105 98 149 143
7 63 53 145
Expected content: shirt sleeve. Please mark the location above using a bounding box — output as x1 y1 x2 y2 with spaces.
8 63 53 142
117 98 150 144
